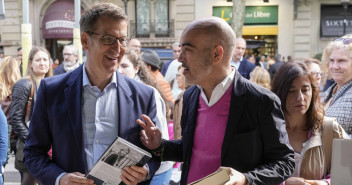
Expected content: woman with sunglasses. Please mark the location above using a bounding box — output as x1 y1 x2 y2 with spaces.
321 34 352 138
272 61 348 185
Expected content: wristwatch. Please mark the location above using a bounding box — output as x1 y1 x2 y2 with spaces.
152 139 165 161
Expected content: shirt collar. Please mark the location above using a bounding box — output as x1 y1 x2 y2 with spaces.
197 69 236 94
82 63 117 87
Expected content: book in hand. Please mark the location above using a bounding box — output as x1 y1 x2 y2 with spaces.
188 169 230 185
86 137 152 185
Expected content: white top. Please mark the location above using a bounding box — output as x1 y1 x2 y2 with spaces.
164 59 183 99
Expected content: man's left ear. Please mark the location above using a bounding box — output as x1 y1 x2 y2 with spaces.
81 32 89 50
211 45 224 64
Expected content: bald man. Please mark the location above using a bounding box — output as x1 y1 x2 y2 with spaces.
231 38 255 79
128 38 142 54
137 17 294 185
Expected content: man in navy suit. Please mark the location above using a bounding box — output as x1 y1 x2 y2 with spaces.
231 38 255 79
138 17 294 185
24 3 160 185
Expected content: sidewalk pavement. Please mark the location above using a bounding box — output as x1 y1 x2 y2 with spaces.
3 154 20 185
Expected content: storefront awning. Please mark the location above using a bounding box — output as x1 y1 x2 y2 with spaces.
242 26 278 35
42 0 82 39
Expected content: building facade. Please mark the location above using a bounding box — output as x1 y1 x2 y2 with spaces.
0 0 351 61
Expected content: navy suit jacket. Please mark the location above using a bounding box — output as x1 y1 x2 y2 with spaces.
238 58 255 79
53 64 66 76
24 65 160 185
163 71 294 185
268 61 284 80
161 59 173 76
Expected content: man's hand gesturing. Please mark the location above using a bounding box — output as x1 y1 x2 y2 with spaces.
137 114 162 150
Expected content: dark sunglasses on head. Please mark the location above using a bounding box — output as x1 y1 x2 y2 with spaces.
333 37 352 45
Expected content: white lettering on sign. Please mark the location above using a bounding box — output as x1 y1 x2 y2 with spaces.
245 11 271 18
46 20 74 29
325 20 352 27
254 11 270 18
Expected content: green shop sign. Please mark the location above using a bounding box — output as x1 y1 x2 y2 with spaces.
213 6 278 25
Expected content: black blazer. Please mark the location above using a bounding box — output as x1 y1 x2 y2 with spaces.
163 71 294 185
238 58 255 79
268 61 284 80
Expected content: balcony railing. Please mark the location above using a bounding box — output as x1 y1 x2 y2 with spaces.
129 19 174 38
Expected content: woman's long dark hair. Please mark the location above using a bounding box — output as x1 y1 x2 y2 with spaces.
271 60 324 132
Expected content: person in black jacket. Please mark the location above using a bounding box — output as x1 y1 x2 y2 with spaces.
54 45 80 75
9 46 53 185
268 53 284 80
137 17 294 185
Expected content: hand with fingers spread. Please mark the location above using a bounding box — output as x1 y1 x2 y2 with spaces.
59 172 95 185
121 165 148 185
220 167 247 185
137 114 162 150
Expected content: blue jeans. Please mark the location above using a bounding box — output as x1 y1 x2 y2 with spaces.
150 168 173 185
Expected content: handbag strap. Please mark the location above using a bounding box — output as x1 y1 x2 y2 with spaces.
322 117 335 174
25 79 34 123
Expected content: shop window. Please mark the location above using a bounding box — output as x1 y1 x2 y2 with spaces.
136 0 150 37
243 35 277 57
45 39 72 64
155 0 169 36
135 0 169 37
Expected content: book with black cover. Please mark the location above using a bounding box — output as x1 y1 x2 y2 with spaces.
86 137 152 185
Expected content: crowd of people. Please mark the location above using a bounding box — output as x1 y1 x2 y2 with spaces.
0 2 351 185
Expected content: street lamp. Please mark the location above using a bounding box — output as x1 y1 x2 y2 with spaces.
341 0 350 35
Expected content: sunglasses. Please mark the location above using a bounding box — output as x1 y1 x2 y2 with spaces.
333 37 352 45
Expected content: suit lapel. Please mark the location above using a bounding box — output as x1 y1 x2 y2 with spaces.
238 59 245 72
221 71 247 160
116 72 133 139
183 87 200 162
64 66 84 153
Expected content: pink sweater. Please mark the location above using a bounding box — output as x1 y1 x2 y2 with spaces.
187 84 233 184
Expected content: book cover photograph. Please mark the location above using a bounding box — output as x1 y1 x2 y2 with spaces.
86 137 152 185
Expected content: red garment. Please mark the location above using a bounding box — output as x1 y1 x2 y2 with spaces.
152 70 175 103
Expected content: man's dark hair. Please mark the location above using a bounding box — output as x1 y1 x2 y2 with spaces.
146 64 159 72
17 47 22 52
80 3 128 33
246 53 254 60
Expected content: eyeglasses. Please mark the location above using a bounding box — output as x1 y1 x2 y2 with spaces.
63 53 73 57
333 37 352 45
86 31 129 47
310 72 324 78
